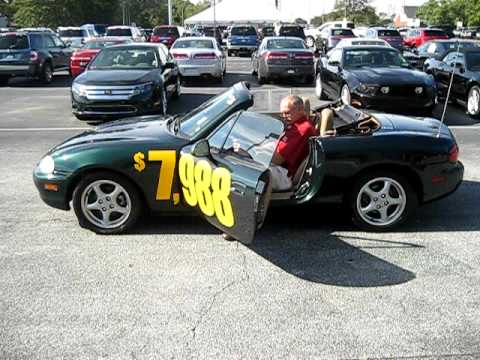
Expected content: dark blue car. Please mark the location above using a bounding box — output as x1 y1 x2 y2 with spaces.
227 25 258 56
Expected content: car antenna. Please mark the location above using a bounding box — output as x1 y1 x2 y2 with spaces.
437 40 461 138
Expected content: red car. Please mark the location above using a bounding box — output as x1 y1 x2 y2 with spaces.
69 37 131 77
403 28 449 48
150 25 180 48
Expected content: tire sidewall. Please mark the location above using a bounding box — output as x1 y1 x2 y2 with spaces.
42 62 53 84
73 171 143 234
349 171 418 232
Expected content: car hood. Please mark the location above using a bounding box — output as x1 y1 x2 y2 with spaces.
75 69 155 85
349 67 430 85
375 113 451 137
50 115 186 154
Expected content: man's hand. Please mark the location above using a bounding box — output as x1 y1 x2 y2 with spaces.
271 151 285 166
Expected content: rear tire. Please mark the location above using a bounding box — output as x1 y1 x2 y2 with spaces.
349 171 418 232
40 62 53 84
72 171 143 234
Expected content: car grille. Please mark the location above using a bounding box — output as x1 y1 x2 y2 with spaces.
82 105 137 114
388 85 427 97
82 85 138 101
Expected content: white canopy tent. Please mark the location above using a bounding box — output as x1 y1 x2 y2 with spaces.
185 0 288 25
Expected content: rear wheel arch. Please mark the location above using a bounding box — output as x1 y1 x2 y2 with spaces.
343 163 424 205
66 167 150 211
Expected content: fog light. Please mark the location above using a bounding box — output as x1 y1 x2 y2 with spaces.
415 86 424 94
380 86 390 94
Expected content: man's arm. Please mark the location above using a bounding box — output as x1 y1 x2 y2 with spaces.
271 151 285 166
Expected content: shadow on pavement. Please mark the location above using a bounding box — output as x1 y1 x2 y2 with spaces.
5 74 72 88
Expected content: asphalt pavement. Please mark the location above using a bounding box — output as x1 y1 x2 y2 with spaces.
0 56 480 359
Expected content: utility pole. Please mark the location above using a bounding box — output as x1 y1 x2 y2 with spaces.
168 0 173 25
213 0 216 32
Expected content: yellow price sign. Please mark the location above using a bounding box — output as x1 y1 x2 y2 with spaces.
178 154 235 228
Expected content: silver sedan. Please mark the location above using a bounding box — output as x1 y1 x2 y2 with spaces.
170 37 227 82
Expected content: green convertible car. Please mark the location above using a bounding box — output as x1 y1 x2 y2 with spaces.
34 82 463 243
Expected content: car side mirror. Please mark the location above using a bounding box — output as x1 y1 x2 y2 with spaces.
192 139 210 157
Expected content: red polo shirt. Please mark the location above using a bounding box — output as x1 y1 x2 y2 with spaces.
275 116 317 177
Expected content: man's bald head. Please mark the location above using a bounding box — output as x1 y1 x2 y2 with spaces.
280 95 306 124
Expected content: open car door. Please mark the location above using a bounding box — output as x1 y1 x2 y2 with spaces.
179 111 284 244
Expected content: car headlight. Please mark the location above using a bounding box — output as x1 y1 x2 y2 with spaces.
72 83 87 97
38 155 55 174
133 82 154 96
357 84 378 95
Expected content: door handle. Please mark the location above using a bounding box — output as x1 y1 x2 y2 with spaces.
231 181 246 196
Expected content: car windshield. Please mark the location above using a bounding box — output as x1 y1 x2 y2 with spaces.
177 88 240 138
84 40 125 49
89 48 157 70
344 49 408 68
377 30 400 37
466 52 480 71
332 29 354 36
0 34 29 50
172 39 214 49
266 38 305 49
106 28 132 37
231 27 256 36
59 29 85 37
153 27 179 37
425 30 447 37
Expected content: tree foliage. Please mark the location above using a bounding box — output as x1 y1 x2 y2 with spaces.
9 0 207 28
416 0 480 26
310 0 380 26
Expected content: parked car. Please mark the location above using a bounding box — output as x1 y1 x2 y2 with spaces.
105 26 145 42
315 46 437 113
227 25 258 56
70 37 132 78
82 24 107 36
403 28 449 48
33 81 463 241
202 26 223 47
170 37 226 82
365 27 403 51
71 43 180 120
304 20 354 48
398 27 410 38
424 48 480 116
276 24 306 40
251 36 314 84
141 28 153 42
459 27 480 39
316 28 356 54
259 25 275 39
150 25 180 48
411 39 478 71
0 31 72 85
18 27 56 34
428 25 455 39
57 26 95 49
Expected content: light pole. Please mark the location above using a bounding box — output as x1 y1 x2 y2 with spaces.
168 0 173 25
213 0 217 33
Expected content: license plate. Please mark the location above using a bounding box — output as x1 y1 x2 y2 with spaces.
287 69 295 74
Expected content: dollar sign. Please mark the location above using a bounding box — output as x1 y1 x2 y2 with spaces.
133 152 145 172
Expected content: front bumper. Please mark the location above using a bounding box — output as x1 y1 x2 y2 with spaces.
33 169 72 211
351 88 436 110
178 63 223 78
71 92 158 120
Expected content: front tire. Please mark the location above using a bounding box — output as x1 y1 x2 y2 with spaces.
467 85 480 117
72 172 143 234
349 171 417 232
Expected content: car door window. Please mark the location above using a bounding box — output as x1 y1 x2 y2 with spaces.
29 34 43 49
44 36 56 48
208 114 238 153
328 49 342 65
52 36 65 48
427 43 437 54
221 112 283 168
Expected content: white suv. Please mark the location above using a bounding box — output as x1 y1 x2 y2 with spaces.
105 26 145 42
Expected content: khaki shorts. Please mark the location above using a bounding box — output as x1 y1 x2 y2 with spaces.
269 165 292 191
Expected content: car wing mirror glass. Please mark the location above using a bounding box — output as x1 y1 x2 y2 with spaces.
192 139 211 157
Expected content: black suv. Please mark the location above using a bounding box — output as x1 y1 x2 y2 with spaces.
0 31 72 85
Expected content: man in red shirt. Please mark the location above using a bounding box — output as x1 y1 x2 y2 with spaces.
270 95 317 191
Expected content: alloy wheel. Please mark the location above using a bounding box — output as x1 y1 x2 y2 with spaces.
356 177 407 227
341 84 351 105
315 74 323 99
80 180 132 229
467 86 480 116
